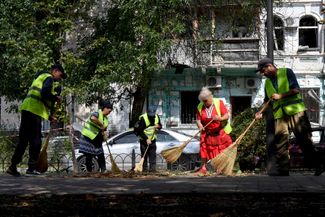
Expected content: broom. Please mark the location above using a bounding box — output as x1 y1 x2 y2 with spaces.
161 119 214 164
105 140 121 173
209 100 271 176
35 130 52 173
134 129 157 172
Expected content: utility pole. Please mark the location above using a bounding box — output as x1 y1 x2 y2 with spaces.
267 0 274 61
265 0 276 175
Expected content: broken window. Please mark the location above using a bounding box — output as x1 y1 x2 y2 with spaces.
299 16 318 49
274 16 284 51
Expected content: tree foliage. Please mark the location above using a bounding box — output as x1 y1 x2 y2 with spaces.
0 0 94 102
1 0 268 124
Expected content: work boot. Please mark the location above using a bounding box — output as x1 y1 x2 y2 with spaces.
26 169 42 175
6 166 21 177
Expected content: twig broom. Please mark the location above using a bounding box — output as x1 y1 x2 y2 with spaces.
35 130 52 173
161 119 214 163
134 129 157 172
105 141 121 173
209 100 271 176
134 143 150 172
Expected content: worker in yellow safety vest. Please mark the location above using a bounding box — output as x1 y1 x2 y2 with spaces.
137 106 162 172
255 57 324 176
7 64 67 177
195 87 233 175
79 101 113 173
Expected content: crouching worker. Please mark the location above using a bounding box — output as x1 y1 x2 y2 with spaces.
196 87 233 175
79 101 113 173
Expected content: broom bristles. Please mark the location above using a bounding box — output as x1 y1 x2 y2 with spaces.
35 134 51 173
134 158 144 172
109 155 121 173
210 144 238 176
161 143 186 163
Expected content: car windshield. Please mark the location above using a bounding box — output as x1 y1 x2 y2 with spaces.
114 132 137 144
156 131 177 142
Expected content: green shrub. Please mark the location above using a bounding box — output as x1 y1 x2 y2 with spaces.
230 107 267 171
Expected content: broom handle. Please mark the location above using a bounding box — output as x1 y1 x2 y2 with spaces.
142 128 157 158
234 99 271 145
182 119 214 146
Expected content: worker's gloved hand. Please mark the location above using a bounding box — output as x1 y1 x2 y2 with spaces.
146 139 152 145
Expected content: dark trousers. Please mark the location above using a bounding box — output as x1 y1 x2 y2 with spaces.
271 111 319 174
84 153 106 172
140 139 157 171
10 110 42 171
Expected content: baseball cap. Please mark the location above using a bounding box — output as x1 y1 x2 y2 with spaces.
255 57 273 72
147 106 156 116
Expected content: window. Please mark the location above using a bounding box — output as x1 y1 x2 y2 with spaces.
299 16 318 48
181 91 200 124
274 16 284 51
265 15 284 51
301 88 320 123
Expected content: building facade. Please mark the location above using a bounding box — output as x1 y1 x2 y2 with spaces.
148 0 325 133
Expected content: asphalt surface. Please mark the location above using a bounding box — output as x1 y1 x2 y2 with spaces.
0 172 325 195
0 172 325 216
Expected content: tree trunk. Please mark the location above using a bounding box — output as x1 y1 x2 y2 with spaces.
130 86 147 128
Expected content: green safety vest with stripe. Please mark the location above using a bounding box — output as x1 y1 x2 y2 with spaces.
81 109 108 140
265 68 306 119
19 73 55 120
139 113 159 140
197 98 232 134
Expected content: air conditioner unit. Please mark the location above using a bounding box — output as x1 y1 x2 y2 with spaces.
206 76 222 88
245 78 259 89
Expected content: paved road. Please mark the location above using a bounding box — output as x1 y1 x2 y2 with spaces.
0 172 324 195
1 173 324 216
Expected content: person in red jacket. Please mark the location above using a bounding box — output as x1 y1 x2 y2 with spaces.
196 87 233 175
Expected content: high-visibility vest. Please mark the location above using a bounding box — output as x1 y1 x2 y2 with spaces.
265 68 305 119
139 113 159 140
197 98 232 134
19 73 54 120
82 109 108 140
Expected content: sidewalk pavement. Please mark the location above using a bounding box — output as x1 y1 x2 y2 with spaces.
0 172 325 195
0 172 324 216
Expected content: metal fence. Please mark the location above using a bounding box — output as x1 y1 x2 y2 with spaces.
0 150 200 174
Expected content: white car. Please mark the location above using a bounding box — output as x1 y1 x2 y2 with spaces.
75 129 201 172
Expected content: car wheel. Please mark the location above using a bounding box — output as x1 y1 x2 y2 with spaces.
77 155 99 174
168 154 191 171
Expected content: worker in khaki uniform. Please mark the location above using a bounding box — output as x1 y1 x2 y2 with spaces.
7 64 66 176
137 106 162 172
255 57 324 176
